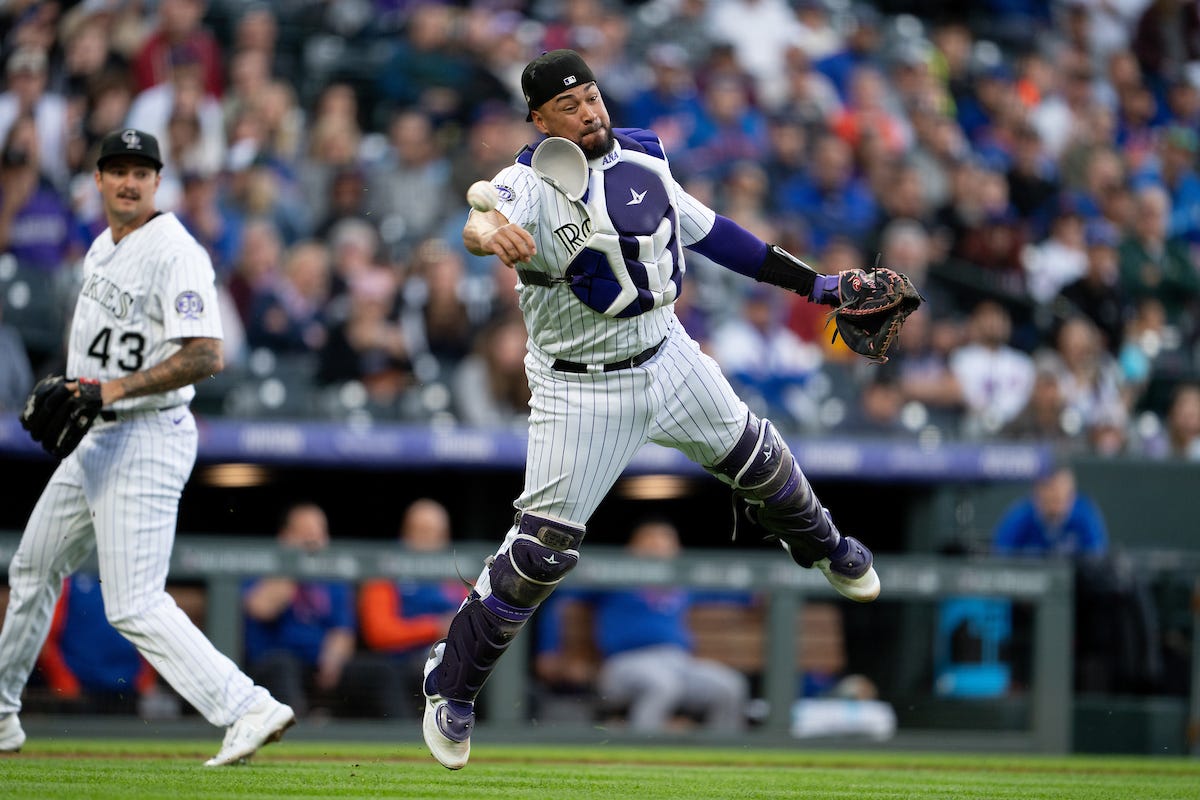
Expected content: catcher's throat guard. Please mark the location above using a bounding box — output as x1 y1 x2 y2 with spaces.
531 136 589 201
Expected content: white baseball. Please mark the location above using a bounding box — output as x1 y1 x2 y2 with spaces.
467 181 500 212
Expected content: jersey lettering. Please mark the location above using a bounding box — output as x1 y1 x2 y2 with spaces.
553 219 592 251
80 273 135 320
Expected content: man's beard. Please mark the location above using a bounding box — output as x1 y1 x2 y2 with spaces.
579 123 615 160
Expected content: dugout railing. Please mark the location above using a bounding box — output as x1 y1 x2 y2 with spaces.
0 534 1082 753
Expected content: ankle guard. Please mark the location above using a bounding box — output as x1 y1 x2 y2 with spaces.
708 412 839 566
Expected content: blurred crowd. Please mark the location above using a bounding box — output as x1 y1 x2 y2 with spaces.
2 0 1200 459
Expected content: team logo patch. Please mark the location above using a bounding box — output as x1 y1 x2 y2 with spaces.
122 129 143 150
495 184 516 202
174 290 204 320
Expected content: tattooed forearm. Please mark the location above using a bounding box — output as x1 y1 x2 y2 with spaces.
114 337 224 402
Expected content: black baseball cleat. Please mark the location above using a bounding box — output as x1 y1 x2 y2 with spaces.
782 534 880 602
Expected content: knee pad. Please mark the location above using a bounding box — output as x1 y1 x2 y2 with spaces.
708 412 795 498
708 413 836 566
484 512 585 621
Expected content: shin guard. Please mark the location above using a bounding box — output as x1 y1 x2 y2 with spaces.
708 413 839 566
434 513 585 702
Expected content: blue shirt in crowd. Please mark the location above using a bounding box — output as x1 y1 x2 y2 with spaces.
242 580 355 666
992 495 1109 557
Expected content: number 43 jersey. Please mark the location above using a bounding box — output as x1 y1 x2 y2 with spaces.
68 211 223 412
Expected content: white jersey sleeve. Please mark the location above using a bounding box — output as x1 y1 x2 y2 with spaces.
151 218 224 343
674 184 718 248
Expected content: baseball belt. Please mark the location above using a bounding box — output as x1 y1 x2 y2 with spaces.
551 338 665 374
99 404 186 422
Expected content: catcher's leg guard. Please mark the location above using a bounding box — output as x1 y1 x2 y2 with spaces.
708 413 878 601
432 513 585 702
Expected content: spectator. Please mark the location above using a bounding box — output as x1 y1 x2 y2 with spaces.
1000 364 1082 451
679 73 771 180
365 109 453 255
0 46 70 191
537 520 750 733
775 46 843 131
451 311 531 428
710 284 823 430
949 301 1036 437
1138 125 1200 246
295 111 362 240
624 43 705 155
1139 382 1200 459
1117 183 1200 329
315 268 412 406
775 133 878 253
357 499 468 714
227 217 282 327
125 42 226 183
130 0 224 97
243 502 403 718
830 64 910 160
1132 0 1200 87
840 371 908 438
0 114 77 274
176 170 240 277
1005 122 1061 237
245 239 330 356
1022 201 1088 306
0 296 34 411
893 305 967 430
399 240 480 374
940 161 1029 298
997 460 1161 692
34 573 177 718
704 0 803 110
1054 219 1128 354
1039 315 1131 432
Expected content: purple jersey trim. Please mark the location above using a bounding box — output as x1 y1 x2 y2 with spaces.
687 215 767 278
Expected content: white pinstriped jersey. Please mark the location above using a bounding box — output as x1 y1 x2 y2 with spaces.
67 212 223 411
489 136 717 363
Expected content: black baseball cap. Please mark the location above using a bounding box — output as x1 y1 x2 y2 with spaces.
521 49 596 121
96 128 163 171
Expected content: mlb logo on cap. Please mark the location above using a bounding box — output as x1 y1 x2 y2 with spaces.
521 49 597 120
97 128 164 171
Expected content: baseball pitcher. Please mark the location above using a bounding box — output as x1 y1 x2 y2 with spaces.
0 129 294 765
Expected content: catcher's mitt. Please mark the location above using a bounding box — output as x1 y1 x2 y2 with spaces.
827 267 923 364
19 376 103 458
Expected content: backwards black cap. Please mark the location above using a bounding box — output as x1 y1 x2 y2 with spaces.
96 128 163 171
521 49 596 121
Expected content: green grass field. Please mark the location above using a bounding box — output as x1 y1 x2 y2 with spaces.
2 740 1198 800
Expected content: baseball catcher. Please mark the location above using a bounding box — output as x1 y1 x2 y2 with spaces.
19 376 103 458
757 246 923 363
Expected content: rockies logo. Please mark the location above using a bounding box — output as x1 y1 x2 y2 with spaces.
122 129 143 150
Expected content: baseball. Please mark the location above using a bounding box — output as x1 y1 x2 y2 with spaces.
467 181 500 212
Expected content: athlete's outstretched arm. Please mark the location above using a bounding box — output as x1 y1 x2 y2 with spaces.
463 209 537 268
95 336 223 406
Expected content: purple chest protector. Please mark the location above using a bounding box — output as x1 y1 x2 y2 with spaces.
523 129 684 318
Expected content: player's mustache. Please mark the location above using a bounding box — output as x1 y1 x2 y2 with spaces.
117 191 140 200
